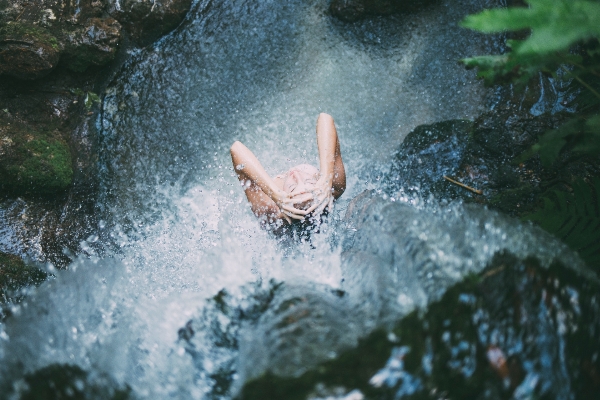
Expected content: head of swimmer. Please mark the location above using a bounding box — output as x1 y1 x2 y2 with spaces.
283 164 319 209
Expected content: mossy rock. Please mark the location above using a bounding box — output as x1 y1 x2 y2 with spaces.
0 251 46 303
0 21 61 80
0 124 73 194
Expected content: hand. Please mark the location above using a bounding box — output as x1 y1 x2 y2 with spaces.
272 190 311 224
304 178 334 216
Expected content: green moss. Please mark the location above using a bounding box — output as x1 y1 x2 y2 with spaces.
0 22 58 46
0 129 73 194
0 251 46 303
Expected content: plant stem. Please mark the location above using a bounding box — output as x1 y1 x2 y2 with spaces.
561 65 600 100
443 176 483 195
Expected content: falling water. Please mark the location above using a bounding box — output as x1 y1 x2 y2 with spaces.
2 0 581 398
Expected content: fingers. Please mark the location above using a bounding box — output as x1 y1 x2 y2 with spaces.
281 204 308 215
314 198 328 216
280 212 292 224
282 209 306 220
304 202 320 215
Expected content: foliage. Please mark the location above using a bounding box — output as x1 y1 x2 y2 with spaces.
460 0 600 165
523 178 600 268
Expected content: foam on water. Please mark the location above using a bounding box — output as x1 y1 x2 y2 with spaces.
0 0 532 398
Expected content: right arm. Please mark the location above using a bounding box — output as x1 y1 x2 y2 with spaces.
304 113 346 215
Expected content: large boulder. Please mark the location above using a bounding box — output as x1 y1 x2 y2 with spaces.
238 251 600 399
383 107 571 214
0 1 122 77
181 190 586 398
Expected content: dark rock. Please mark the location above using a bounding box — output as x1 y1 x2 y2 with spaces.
236 284 365 387
238 252 600 399
383 107 572 212
232 191 586 397
0 22 61 80
0 251 46 306
107 0 192 45
330 0 436 22
2 363 130 400
62 17 121 72
384 119 474 200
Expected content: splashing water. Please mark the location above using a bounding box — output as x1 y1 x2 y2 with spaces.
2 0 581 399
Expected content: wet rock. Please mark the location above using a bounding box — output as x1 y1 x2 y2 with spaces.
62 17 121 72
0 251 46 306
0 22 61 80
383 119 474 200
329 0 436 22
107 0 192 45
232 191 586 398
2 363 131 400
236 284 364 388
0 120 73 194
383 107 571 212
238 252 600 399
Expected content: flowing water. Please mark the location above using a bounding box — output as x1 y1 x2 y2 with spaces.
0 0 586 398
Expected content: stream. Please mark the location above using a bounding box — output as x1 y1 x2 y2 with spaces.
0 0 593 399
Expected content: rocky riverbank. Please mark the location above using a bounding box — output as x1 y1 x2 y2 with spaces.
0 0 193 296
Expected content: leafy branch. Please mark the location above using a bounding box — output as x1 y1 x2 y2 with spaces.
460 0 600 166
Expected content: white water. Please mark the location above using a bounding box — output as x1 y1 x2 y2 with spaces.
2 0 569 398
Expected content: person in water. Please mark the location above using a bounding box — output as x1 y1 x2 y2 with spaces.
230 113 346 228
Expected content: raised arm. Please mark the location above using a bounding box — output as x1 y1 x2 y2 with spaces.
305 113 346 215
230 141 307 223
316 113 346 199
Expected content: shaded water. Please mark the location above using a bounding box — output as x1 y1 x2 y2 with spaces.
1 0 587 398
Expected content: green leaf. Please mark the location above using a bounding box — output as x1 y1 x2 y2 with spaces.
536 119 582 166
461 0 600 55
461 6 533 33
523 178 600 268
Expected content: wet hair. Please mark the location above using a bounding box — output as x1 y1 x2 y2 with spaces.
282 164 319 210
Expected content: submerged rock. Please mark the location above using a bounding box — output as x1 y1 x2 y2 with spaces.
228 190 587 397
329 0 437 22
236 284 364 388
2 363 130 400
238 251 600 399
